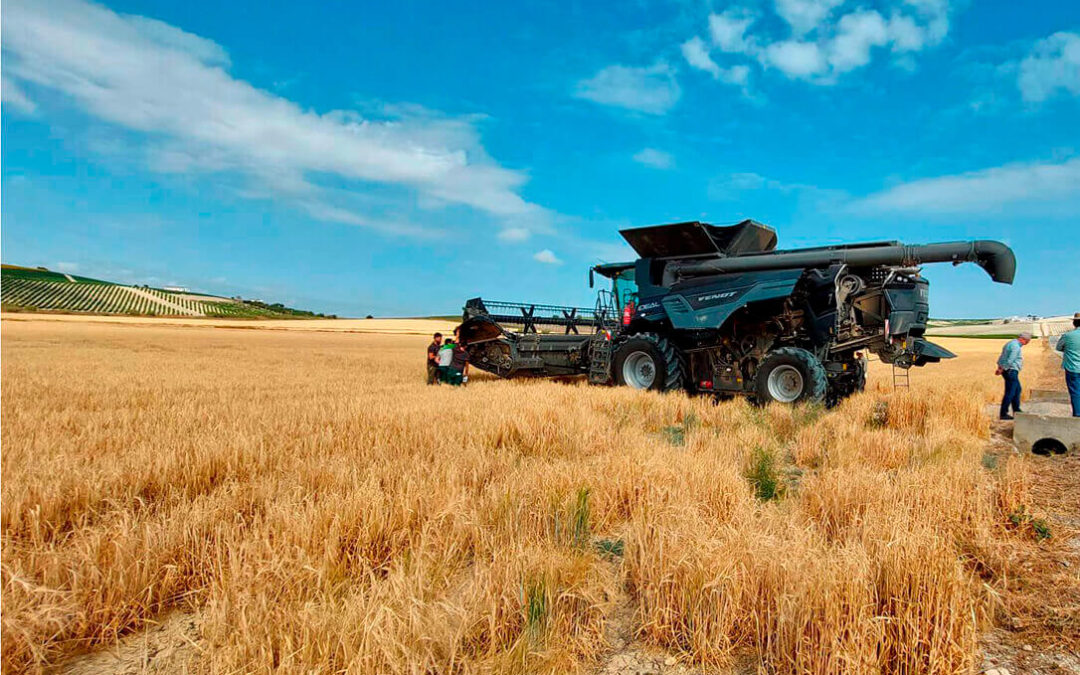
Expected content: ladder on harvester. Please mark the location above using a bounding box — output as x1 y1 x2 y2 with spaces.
588 334 614 384
587 290 618 384
892 364 910 390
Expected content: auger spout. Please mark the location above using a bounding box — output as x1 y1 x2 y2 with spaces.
668 239 1016 284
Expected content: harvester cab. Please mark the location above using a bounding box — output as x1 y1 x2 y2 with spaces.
460 219 1015 406
590 262 637 328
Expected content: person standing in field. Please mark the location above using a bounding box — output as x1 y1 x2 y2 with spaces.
449 338 469 386
996 331 1032 420
1055 313 1080 417
438 334 456 384
426 332 443 385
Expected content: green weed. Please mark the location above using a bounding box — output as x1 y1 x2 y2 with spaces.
523 577 548 644
593 538 625 560
1008 506 1052 541
745 446 782 501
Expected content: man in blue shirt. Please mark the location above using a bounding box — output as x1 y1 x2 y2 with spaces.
1055 313 1080 417
996 331 1032 420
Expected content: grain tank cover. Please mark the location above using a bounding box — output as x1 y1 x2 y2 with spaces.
619 219 777 258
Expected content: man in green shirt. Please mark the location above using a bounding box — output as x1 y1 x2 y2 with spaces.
1055 313 1080 417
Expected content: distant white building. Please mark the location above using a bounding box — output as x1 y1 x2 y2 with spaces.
163 285 190 293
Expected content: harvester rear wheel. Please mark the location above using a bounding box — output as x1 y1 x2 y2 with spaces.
754 347 826 405
613 333 686 393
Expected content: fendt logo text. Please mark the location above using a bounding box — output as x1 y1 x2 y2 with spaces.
696 290 739 303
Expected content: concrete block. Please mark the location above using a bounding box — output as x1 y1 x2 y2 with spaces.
1014 401 1080 455
1028 388 1068 403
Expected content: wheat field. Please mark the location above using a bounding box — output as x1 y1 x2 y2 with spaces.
0 318 1058 674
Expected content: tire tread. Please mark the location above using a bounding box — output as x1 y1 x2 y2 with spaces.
757 346 826 403
617 333 686 392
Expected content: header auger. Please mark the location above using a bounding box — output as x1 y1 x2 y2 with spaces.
458 219 1015 406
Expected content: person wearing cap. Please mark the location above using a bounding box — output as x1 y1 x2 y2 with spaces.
1055 313 1080 417
995 331 1032 420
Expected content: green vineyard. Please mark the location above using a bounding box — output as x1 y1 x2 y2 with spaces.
1 267 325 318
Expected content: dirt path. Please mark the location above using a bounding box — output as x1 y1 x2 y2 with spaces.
594 564 713 675
55 612 201 675
977 417 1080 675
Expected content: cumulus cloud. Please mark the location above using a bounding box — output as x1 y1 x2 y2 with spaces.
763 41 828 79
681 37 722 78
681 36 752 89
774 0 844 36
683 0 953 86
828 10 889 74
574 63 681 115
1 0 547 236
533 249 562 265
850 157 1080 215
632 148 674 169
709 10 757 53
1017 31 1080 103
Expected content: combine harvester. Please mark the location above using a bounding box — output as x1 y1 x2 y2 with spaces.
459 219 1016 406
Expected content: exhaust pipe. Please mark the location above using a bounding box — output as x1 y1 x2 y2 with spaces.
670 240 1016 284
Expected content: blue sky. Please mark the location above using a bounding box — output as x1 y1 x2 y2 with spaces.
2 0 1078 317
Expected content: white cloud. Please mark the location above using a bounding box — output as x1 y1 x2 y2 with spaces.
1017 32 1080 103
886 13 928 52
724 65 752 87
1 0 546 236
574 62 681 115
827 10 889 74
533 249 562 265
707 170 835 201
708 172 767 199
632 148 674 169
681 36 722 78
54 261 80 273
708 10 757 53
904 0 950 45
125 15 230 66
763 41 828 79
851 157 1080 215
689 0 953 85
2 77 36 113
681 37 753 90
498 227 530 242
774 0 844 36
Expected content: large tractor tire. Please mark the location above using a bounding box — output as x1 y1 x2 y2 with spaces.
855 356 868 392
754 347 827 405
825 354 868 408
613 333 686 392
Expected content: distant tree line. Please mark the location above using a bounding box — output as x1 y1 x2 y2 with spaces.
239 298 336 319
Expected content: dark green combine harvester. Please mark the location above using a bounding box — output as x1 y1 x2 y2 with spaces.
459 220 1015 405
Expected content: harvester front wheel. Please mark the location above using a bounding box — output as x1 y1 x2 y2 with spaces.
754 347 827 405
613 334 686 392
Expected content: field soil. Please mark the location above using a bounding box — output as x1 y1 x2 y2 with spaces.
2 316 1077 674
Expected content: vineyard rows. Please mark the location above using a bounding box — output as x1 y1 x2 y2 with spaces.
0 278 252 316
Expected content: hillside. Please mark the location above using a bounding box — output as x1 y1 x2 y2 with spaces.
0 265 331 318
